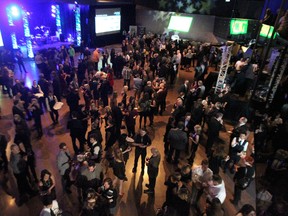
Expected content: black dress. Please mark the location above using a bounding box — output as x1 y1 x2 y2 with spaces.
112 160 126 180
105 125 116 150
40 177 56 200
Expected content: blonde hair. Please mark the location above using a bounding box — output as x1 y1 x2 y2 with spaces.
151 147 160 156
194 125 202 135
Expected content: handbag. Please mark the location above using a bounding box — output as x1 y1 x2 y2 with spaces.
236 167 250 190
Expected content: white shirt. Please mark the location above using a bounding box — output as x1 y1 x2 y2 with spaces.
92 142 100 155
235 60 245 71
207 180 226 204
231 137 248 152
40 200 60 216
192 166 213 183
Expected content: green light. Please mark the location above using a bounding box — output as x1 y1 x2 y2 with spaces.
230 19 248 35
260 24 276 39
168 16 193 32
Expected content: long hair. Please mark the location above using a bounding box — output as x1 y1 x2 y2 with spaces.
40 169 51 181
113 147 124 162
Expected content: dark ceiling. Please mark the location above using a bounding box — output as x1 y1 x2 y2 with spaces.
30 0 135 5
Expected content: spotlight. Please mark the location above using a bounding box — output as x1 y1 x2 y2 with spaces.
11 6 20 17
75 1 78 4
26 12 30 15
51 13 56 18
51 5 56 9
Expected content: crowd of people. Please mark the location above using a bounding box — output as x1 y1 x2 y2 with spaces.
1 30 287 216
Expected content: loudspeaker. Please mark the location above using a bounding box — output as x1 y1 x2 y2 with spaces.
60 34 65 42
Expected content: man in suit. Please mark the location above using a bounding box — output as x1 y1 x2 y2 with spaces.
224 132 249 174
178 80 189 98
206 112 224 157
229 117 249 143
167 121 188 164
45 91 59 125
132 128 152 175
56 143 73 194
144 147 161 194
67 111 85 154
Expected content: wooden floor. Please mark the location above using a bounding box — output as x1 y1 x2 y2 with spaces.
0 55 256 216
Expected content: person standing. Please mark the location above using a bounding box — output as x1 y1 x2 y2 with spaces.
0 133 8 173
10 144 37 205
28 98 43 138
45 91 59 125
79 160 103 200
230 157 255 206
92 48 100 71
206 112 224 157
66 89 80 118
67 111 85 154
15 49 27 74
191 159 213 204
167 121 187 165
188 125 202 165
56 143 73 194
112 147 126 196
144 147 161 194
124 103 138 138
39 169 57 201
224 132 249 174
89 133 102 163
132 128 151 175
98 178 118 216
68 45 75 67
206 174 226 204
122 64 132 90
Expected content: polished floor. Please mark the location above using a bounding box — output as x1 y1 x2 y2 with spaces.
0 52 256 216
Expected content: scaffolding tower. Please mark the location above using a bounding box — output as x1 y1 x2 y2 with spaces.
214 42 234 94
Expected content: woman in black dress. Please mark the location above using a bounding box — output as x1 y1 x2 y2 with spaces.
39 169 56 201
188 125 202 165
105 119 116 151
138 92 150 129
112 147 126 196
90 102 100 125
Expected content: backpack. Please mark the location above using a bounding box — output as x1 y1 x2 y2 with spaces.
139 100 151 112
236 168 250 190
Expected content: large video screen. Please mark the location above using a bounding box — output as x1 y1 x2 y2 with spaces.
95 8 121 36
230 19 248 35
0 30 3 47
168 16 193 32
260 24 275 39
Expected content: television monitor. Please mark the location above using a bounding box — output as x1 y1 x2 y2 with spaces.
230 19 248 35
260 24 275 39
0 30 3 47
95 8 121 36
168 16 193 33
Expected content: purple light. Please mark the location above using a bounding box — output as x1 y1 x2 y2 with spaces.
51 13 56 18
51 8 56 13
26 12 30 15
51 5 56 9
75 1 78 4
